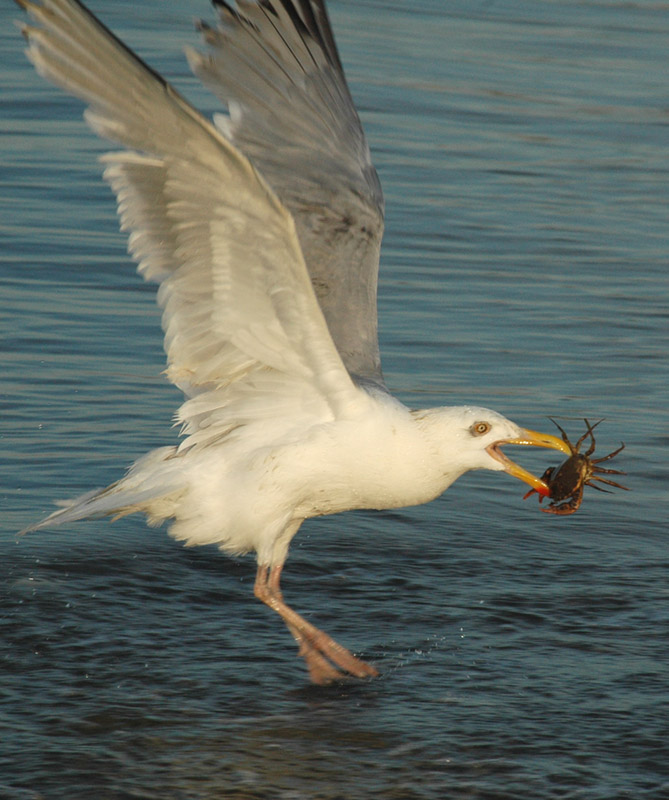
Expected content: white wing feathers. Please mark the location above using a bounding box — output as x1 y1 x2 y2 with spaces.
18 0 368 449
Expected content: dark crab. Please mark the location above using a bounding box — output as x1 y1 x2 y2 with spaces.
524 419 628 515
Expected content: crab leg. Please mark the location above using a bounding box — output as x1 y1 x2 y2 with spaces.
589 476 629 491
592 443 626 464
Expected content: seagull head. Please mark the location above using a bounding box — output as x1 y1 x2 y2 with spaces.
422 406 572 496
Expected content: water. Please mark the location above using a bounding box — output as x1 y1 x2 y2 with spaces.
1 1 668 797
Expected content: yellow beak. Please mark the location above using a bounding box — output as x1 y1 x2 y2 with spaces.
486 428 572 497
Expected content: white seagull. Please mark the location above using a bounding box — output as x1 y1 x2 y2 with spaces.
17 0 570 684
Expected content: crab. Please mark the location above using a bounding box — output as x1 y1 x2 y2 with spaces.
523 419 628 515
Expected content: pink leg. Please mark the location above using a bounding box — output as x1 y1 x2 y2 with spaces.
254 563 379 685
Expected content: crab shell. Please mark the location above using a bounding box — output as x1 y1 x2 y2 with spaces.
544 453 592 503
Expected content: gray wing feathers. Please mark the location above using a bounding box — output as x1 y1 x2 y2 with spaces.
187 0 385 382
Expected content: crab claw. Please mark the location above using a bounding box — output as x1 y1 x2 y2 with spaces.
486 429 572 497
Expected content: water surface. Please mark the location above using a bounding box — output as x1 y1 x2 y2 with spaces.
1 1 667 798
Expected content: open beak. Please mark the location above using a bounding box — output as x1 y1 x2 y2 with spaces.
486 428 572 497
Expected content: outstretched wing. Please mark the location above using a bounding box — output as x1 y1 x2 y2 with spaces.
187 0 385 383
17 0 368 448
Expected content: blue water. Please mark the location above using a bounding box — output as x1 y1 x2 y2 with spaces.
1 1 668 798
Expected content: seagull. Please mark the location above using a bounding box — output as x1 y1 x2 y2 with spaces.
16 0 570 684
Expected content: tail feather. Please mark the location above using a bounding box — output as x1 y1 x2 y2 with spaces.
20 446 185 534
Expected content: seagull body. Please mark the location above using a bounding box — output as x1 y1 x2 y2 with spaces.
17 0 569 683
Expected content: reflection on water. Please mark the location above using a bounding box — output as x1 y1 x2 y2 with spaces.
1 0 668 798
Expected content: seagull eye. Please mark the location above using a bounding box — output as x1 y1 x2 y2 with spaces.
471 421 491 436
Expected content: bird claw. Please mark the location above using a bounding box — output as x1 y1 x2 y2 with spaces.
299 640 378 685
